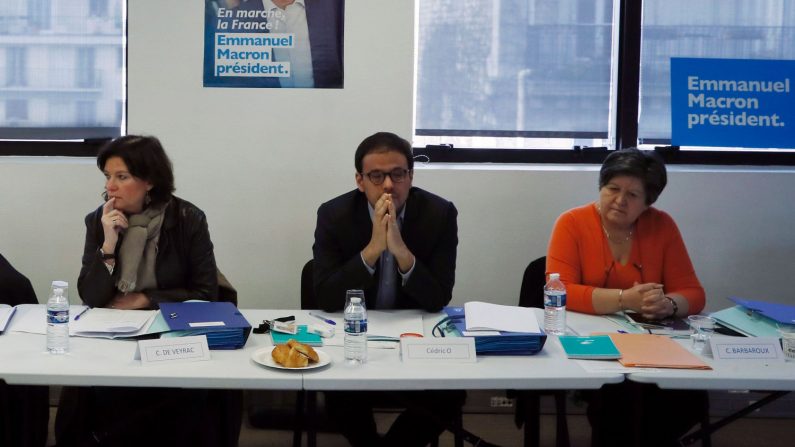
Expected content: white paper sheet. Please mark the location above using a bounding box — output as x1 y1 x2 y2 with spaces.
6 304 88 335
463 301 541 333
71 308 157 336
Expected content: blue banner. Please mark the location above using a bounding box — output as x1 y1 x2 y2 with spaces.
671 58 794 149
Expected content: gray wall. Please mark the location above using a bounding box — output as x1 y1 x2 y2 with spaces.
1 0 793 311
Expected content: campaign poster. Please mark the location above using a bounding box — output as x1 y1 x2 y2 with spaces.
671 58 794 149
204 0 344 89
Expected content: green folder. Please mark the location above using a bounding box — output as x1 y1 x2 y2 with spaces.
270 325 323 346
559 335 621 359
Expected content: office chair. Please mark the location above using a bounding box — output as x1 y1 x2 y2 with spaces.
511 256 570 447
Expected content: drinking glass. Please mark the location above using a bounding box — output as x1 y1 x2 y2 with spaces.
778 324 795 361
688 315 716 353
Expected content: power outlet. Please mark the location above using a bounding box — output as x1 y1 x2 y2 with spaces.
490 396 515 408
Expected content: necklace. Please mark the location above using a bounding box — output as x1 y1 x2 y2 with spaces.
602 224 633 244
596 202 634 243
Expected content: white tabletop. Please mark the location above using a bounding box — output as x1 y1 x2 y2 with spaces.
0 308 624 392
565 310 795 392
302 309 623 391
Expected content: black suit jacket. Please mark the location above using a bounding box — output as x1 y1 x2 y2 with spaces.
0 254 37 306
312 187 458 312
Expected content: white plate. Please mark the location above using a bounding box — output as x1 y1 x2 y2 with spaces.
251 346 332 370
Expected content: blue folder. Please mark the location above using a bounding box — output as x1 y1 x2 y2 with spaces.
728 297 795 325
442 307 547 355
159 301 252 350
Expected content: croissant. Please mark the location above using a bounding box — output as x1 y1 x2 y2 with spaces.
288 339 320 363
271 340 320 368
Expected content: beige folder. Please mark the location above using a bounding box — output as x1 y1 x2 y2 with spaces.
608 333 712 370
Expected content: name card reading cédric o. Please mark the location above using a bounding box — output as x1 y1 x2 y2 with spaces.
137 335 211 365
710 337 785 362
400 337 476 363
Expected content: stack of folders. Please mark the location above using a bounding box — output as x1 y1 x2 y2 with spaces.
443 305 547 355
711 297 795 337
271 325 323 346
159 301 252 350
559 335 621 359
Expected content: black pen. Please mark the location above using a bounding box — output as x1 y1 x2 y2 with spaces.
74 307 90 320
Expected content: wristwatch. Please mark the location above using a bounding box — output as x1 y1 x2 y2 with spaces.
99 248 116 260
665 296 678 317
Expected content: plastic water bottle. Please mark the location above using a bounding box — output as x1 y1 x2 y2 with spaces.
46 280 70 354
543 273 566 336
344 296 368 364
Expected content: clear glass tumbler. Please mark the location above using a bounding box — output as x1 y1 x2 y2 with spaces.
688 315 716 353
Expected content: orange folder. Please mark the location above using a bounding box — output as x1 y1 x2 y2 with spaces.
608 333 712 370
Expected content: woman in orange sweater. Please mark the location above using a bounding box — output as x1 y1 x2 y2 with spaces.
547 148 707 447
548 149 704 318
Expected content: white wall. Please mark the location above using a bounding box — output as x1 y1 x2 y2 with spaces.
1 0 794 311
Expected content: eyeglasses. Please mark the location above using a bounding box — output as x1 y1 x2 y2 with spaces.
361 168 411 185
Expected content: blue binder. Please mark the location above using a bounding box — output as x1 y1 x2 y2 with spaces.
442 307 547 355
159 301 252 350
728 297 795 325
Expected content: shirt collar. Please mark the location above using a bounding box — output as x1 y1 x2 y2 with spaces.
264 0 306 11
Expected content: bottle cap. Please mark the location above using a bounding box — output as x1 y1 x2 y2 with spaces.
549 273 560 280
52 280 68 288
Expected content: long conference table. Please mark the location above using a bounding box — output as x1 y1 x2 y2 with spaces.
1 308 794 445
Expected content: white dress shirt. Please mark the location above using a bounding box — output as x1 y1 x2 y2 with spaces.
263 0 314 88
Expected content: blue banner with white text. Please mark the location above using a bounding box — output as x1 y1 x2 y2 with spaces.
203 0 344 89
671 58 794 149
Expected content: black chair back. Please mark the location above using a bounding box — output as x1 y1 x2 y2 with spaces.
300 259 315 310
519 256 546 309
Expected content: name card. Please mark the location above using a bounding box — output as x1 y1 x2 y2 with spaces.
136 335 211 365
710 337 785 362
400 337 476 363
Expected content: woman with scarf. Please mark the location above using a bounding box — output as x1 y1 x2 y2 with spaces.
56 135 240 447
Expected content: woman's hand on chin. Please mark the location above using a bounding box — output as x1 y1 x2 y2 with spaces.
108 292 151 310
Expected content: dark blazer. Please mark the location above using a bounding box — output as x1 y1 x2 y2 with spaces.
312 187 458 312
77 196 219 309
223 0 344 88
0 254 37 306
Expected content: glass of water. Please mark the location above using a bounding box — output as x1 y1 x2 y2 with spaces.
688 315 716 353
778 324 795 361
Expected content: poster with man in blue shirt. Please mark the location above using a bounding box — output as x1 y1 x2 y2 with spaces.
204 0 344 89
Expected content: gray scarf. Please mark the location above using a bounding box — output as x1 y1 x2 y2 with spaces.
116 202 168 293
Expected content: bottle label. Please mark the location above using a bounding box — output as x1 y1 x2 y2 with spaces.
47 309 69 324
544 292 567 307
344 319 367 334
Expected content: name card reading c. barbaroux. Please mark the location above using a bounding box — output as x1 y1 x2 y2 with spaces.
710 337 785 362
400 337 476 363
137 335 211 365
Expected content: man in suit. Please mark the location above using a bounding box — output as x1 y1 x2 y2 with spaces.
312 132 464 447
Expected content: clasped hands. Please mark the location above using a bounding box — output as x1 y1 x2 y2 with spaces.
361 193 415 273
623 282 673 320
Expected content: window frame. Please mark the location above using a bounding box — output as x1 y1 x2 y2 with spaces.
0 0 127 158
413 0 795 166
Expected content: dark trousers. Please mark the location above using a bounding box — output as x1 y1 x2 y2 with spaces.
585 382 708 447
325 390 466 447
0 381 49 447
55 386 242 447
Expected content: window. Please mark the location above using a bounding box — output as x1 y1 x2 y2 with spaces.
0 0 125 156
415 0 614 151
638 0 795 147
414 0 795 164
5 47 27 86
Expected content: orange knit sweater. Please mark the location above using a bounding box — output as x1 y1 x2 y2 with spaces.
546 203 705 315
